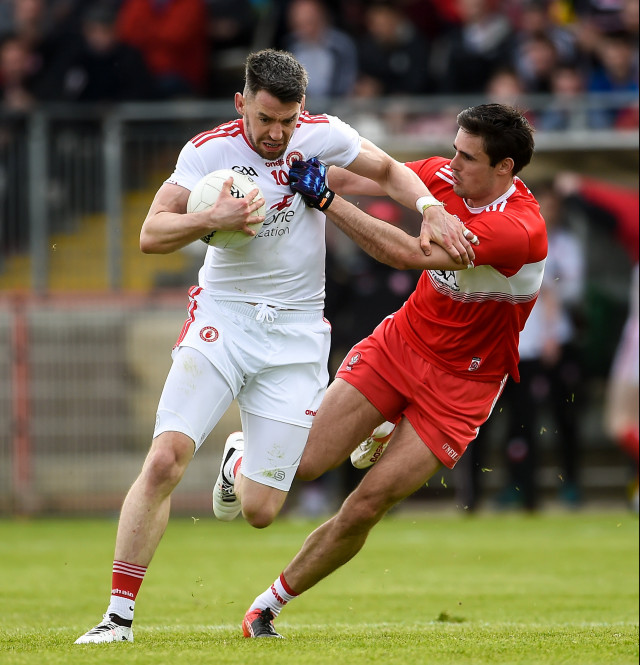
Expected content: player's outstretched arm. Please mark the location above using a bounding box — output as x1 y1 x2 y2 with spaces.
290 157 473 270
345 140 477 264
326 195 464 272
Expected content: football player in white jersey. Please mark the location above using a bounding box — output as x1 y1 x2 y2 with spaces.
74 48 475 645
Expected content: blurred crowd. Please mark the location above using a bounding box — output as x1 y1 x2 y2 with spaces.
0 0 638 129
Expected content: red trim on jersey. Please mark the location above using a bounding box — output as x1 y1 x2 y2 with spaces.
191 120 243 148
296 111 330 127
426 272 539 305
173 286 202 349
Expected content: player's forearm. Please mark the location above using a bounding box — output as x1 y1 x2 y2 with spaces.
380 160 438 215
326 196 457 271
327 166 385 197
347 140 437 213
140 211 208 254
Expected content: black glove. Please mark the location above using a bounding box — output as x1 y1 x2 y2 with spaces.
288 157 335 211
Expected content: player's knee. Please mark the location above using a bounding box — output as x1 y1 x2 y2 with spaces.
144 436 192 488
241 487 287 528
242 503 278 529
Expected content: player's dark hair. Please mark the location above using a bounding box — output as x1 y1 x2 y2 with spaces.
244 49 308 103
457 104 535 175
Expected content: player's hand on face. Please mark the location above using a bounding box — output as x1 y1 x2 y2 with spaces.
420 207 478 266
208 177 265 235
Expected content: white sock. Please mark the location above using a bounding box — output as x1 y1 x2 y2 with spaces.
249 574 298 617
107 595 135 622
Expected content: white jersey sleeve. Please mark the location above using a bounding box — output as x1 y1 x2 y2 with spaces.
165 113 361 310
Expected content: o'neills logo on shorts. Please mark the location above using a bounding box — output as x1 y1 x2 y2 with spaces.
442 443 460 462
199 326 219 342
346 352 361 371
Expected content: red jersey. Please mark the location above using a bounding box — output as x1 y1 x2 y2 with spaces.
395 157 548 382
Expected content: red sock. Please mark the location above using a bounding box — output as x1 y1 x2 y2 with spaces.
107 560 147 621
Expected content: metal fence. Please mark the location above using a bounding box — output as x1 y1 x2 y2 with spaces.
0 292 244 515
0 95 637 514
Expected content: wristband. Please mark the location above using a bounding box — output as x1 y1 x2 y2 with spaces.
317 188 335 211
416 195 444 213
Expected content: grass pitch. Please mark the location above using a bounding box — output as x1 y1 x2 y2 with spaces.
0 510 637 665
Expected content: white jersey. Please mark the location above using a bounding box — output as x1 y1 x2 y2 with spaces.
166 112 361 310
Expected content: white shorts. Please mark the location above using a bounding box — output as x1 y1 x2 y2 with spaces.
153 287 331 489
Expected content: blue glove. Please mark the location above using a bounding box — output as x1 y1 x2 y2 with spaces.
289 157 335 211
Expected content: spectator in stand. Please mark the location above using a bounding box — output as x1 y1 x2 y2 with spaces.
0 33 37 110
283 0 358 100
485 66 526 105
484 67 540 128
57 3 156 102
575 0 638 35
586 30 639 128
206 0 256 52
354 0 431 97
537 63 590 130
511 0 579 76
1 0 50 45
116 0 210 98
0 0 81 101
515 32 562 93
205 0 259 97
434 0 513 94
619 0 640 40
399 0 460 42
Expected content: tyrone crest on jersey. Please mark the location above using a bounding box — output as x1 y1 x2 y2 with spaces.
286 151 304 168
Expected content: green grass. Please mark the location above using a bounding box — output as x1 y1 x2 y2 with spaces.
0 510 637 664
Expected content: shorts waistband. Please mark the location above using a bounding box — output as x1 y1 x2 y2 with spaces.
216 299 324 324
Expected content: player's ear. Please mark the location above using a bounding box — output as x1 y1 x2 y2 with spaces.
235 92 245 116
300 95 306 114
497 157 514 176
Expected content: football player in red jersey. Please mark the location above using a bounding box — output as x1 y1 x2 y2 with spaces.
242 104 547 638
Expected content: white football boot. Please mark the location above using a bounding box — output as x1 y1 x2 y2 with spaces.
350 421 396 469
74 614 133 644
213 431 244 521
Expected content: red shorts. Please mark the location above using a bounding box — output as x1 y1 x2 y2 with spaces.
336 316 507 468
